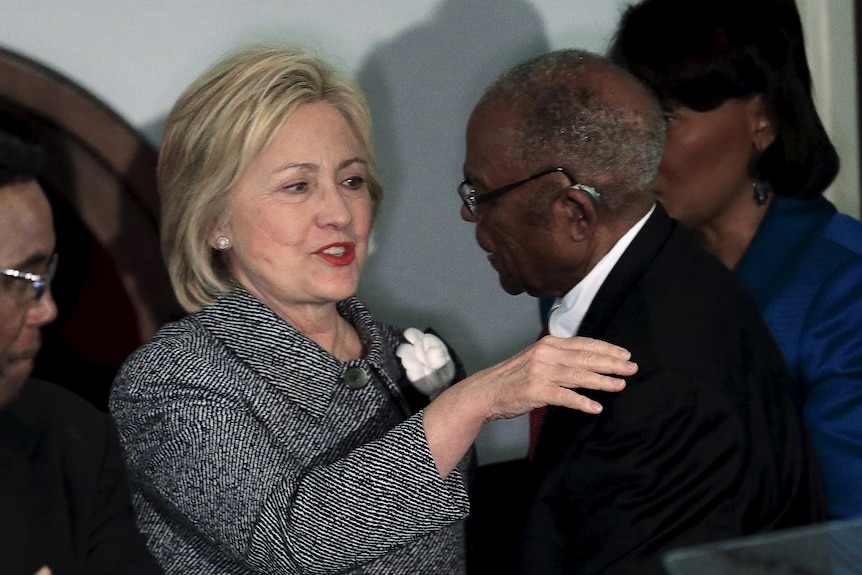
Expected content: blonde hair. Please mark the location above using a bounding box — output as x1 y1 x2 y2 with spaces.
159 45 382 312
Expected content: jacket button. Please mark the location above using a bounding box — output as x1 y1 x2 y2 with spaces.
344 366 370 390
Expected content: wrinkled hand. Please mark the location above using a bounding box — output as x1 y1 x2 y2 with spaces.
423 335 636 477
466 335 636 422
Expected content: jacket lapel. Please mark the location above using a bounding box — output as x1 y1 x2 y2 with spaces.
535 204 676 465
736 195 834 310
195 289 400 420
577 203 675 340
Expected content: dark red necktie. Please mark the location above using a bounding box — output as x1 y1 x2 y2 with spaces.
528 322 550 459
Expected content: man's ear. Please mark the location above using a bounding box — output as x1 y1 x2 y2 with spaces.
559 185 597 241
748 94 776 152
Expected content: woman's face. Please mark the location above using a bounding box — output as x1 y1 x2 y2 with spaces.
655 96 773 230
215 101 373 314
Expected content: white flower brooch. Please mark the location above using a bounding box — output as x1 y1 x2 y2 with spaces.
396 327 456 399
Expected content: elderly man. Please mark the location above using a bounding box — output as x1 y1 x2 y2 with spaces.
459 50 823 574
0 131 162 575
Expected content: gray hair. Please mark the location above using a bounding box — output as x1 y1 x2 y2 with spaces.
479 49 665 213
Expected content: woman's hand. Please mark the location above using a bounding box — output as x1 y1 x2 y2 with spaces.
473 335 634 420
423 336 637 477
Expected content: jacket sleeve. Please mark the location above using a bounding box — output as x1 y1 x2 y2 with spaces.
799 255 862 518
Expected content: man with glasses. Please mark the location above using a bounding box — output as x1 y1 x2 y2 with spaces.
460 50 823 574
0 130 162 574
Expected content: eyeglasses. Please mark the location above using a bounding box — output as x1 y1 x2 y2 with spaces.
458 166 600 219
0 253 58 303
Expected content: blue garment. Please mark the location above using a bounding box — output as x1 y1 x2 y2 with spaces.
737 195 862 519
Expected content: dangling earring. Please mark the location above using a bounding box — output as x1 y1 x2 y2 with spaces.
752 180 770 207
215 236 231 251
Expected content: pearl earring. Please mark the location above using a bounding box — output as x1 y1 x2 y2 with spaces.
215 236 231 251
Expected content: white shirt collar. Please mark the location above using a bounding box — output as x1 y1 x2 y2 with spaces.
548 204 656 337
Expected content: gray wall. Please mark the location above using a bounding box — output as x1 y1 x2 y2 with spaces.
0 0 855 462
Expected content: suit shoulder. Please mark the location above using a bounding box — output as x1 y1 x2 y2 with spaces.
8 379 112 446
119 314 214 372
823 211 862 254
17 379 105 419
652 225 758 309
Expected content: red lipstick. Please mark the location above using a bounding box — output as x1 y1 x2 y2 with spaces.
315 242 356 266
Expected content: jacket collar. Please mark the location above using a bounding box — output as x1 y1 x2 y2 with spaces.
576 203 676 340
195 289 398 419
533 205 677 469
735 195 835 309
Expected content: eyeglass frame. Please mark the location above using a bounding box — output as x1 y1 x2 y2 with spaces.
458 166 600 219
0 253 58 303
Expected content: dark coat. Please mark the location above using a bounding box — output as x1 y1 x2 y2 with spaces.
521 205 823 574
0 379 162 575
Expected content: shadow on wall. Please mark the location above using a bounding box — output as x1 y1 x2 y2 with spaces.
355 0 551 376
0 47 183 411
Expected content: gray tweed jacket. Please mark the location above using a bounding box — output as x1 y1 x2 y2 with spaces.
110 289 470 574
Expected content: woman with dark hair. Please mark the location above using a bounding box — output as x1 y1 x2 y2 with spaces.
610 0 862 518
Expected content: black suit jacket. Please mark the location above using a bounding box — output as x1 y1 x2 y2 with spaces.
0 379 162 575
521 205 823 574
